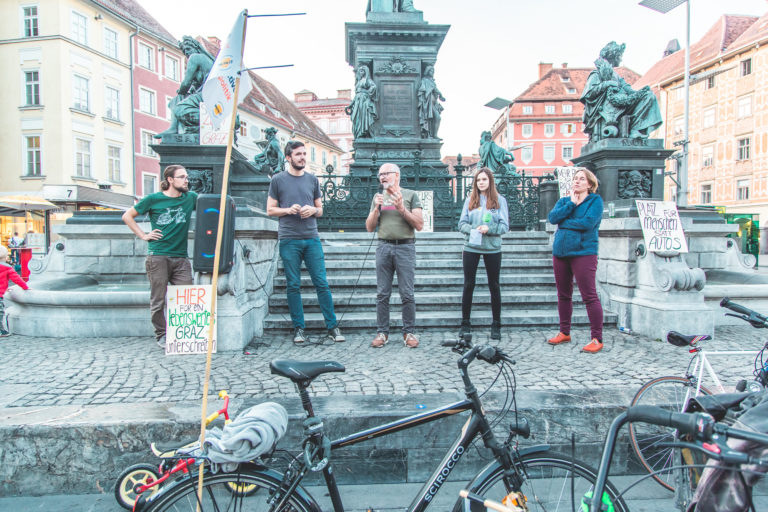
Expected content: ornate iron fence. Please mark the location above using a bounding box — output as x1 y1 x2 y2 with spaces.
316 153 554 232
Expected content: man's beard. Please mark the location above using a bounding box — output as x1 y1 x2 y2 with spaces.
173 183 189 193
290 160 305 171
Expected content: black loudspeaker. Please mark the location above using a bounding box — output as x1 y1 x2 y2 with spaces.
193 194 236 273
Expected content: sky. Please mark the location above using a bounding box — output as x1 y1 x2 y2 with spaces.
135 0 768 157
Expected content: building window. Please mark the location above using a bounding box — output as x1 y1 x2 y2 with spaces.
544 124 555 136
521 124 533 137
105 86 120 120
73 75 89 111
25 135 41 176
24 70 40 106
107 146 121 182
139 88 156 115
702 106 715 128
521 146 533 162
165 55 179 81
561 75 570 82
522 105 532 115
674 87 684 101
545 105 555 114
740 58 752 77
333 155 338 169
543 145 555 162
75 138 91 177
562 104 572 114
143 174 157 195
104 28 118 59
737 179 750 201
22 6 38 37
699 183 712 204
322 151 327 166
567 88 577 94
138 43 153 70
737 95 752 118
239 120 247 137
71 11 87 45
562 145 573 160
141 131 157 157
673 116 683 137
310 147 316 162
701 145 713 167
705 75 715 89
737 137 751 161
561 123 575 135
669 185 677 201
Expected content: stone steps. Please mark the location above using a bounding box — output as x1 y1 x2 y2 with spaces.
272 273 558 290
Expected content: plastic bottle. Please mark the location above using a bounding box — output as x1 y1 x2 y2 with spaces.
619 326 632 335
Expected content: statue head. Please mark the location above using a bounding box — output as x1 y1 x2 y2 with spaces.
179 36 214 61
481 130 492 143
599 41 626 67
356 64 370 81
424 65 435 77
264 127 277 139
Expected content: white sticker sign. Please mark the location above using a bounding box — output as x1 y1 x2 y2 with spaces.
636 200 688 253
555 167 584 198
416 190 433 233
165 285 217 355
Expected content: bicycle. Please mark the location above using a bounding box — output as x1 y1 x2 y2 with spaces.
113 390 232 510
586 403 768 512
137 335 629 512
628 298 768 491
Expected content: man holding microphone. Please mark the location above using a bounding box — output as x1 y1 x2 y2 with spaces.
267 141 344 344
365 163 424 348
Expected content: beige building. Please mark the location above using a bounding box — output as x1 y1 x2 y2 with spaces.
636 13 768 223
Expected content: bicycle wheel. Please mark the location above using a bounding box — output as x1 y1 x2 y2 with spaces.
114 463 161 510
452 450 629 512
628 375 712 492
143 466 317 512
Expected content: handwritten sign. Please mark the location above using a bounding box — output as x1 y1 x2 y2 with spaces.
165 285 217 355
555 167 583 198
200 103 229 146
636 200 688 253
416 190 433 233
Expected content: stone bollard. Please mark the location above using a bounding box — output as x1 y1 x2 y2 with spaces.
538 180 559 231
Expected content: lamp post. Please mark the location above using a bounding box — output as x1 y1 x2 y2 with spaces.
485 97 513 150
640 0 690 207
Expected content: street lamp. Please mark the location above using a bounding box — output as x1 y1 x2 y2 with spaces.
485 97 513 150
639 0 690 207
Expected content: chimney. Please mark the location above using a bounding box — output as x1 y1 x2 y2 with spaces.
561 62 568 69
538 62 553 78
337 89 352 100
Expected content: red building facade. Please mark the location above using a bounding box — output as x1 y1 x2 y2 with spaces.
294 90 354 174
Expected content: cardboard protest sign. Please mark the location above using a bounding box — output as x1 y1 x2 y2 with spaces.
555 167 581 198
416 190 433 232
165 285 217 355
636 200 688 253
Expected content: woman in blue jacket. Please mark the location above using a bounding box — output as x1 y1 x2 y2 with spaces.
458 168 509 340
546 169 604 353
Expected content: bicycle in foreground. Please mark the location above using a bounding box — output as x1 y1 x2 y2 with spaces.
137 335 629 511
587 403 768 512
628 298 768 491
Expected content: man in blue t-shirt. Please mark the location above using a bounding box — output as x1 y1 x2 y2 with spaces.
122 165 197 348
267 141 344 344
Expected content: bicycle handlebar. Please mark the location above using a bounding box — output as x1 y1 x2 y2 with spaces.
720 297 768 327
626 405 714 439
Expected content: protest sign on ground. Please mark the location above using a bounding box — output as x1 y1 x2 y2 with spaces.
165 285 217 355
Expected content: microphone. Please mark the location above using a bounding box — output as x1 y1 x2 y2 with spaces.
377 182 390 212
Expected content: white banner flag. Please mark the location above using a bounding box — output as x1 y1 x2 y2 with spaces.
201 10 252 130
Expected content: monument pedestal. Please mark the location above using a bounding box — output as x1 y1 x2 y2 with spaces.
572 138 673 217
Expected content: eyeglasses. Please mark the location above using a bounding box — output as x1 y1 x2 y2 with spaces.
174 176 190 181
378 171 396 177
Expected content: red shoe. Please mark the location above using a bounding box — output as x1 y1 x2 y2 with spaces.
582 339 603 353
547 332 571 345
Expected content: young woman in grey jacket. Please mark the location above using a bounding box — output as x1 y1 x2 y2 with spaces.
457 167 509 340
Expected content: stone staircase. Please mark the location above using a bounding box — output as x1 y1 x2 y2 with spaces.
263 232 617 334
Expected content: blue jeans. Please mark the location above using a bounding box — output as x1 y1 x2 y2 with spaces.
279 238 337 330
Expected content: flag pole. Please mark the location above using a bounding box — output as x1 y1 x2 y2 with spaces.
196 9 248 504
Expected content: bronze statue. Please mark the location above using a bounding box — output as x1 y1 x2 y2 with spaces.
366 0 417 13
155 36 215 139
345 64 377 139
417 65 445 139
253 127 284 176
580 41 662 141
478 131 518 176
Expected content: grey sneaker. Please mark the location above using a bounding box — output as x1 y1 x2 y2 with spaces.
293 327 307 343
0 330 10 338
328 327 345 343
156 335 166 349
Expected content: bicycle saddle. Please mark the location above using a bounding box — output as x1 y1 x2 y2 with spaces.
667 331 712 347
685 392 756 421
270 359 346 383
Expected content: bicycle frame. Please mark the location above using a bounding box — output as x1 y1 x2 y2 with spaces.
688 349 761 395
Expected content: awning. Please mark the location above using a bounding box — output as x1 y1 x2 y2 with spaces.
0 207 26 218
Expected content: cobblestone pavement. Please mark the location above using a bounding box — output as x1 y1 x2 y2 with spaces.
1 325 765 408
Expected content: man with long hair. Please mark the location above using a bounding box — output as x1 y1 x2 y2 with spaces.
122 165 197 348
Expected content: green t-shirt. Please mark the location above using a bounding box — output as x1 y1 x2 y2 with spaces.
370 188 422 240
134 191 198 257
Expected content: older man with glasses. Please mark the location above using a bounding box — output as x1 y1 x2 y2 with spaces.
123 164 197 348
365 163 424 348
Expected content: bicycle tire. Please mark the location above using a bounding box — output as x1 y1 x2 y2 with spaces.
451 450 629 512
628 375 712 492
142 465 318 512
114 463 161 510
